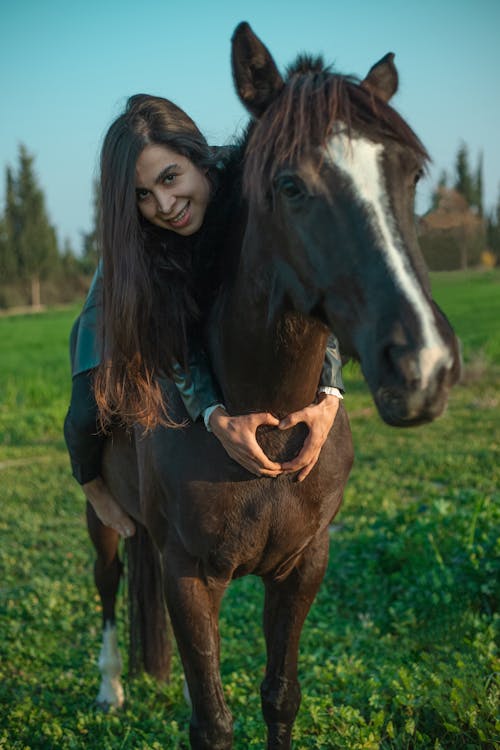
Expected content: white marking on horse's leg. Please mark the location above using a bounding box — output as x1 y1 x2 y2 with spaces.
96 621 124 709
325 131 452 385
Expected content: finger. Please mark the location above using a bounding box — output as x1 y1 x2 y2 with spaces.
278 412 306 430
215 432 280 471
246 443 283 472
281 456 307 472
254 412 281 427
120 525 135 538
227 436 282 471
234 456 282 478
297 466 312 482
259 468 284 478
281 440 323 471
228 444 282 473
297 453 320 482
281 435 317 471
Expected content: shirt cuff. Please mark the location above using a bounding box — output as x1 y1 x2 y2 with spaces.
318 386 344 400
202 403 226 431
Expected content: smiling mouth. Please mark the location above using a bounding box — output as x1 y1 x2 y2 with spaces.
168 202 190 226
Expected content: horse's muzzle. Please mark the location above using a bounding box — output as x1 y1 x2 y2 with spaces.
374 338 462 426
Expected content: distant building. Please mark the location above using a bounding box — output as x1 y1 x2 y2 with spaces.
418 187 485 270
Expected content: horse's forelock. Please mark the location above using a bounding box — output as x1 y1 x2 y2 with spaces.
285 53 330 78
243 65 429 206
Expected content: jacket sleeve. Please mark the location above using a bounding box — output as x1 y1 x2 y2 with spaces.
318 334 345 393
171 345 222 423
71 262 103 377
173 334 344 422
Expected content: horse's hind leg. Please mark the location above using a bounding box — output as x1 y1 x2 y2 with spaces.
261 529 330 750
163 542 232 750
86 502 124 709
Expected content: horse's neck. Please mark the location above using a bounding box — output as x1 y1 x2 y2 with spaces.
210 242 328 418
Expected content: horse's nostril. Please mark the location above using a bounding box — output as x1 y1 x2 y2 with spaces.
382 344 421 389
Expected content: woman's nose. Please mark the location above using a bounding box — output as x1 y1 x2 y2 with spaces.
156 192 176 215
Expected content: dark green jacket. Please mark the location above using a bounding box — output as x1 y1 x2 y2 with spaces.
72 263 344 422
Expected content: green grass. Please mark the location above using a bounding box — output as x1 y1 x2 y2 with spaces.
0 273 499 749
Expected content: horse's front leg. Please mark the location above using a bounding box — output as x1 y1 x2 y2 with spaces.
164 541 232 750
261 529 330 749
86 502 124 710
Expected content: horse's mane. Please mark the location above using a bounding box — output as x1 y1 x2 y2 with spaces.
190 143 246 313
243 54 429 203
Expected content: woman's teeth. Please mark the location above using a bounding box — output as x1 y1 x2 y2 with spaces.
170 203 189 224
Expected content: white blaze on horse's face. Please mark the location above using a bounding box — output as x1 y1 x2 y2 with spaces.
324 129 453 390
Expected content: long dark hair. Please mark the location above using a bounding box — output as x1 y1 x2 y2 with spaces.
94 94 216 430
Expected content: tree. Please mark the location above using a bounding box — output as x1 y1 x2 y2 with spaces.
79 176 100 275
473 152 484 217
0 215 12 280
486 185 500 262
60 236 81 276
453 142 484 216
1 167 20 280
4 145 59 307
431 170 448 211
454 142 475 207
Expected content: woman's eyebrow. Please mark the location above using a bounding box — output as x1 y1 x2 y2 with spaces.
155 164 179 184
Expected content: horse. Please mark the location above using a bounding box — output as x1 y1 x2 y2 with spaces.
86 22 461 750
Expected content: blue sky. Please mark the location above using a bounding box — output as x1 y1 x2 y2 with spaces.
1 0 499 251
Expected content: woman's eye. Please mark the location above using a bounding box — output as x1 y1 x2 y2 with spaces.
163 173 176 184
136 189 149 202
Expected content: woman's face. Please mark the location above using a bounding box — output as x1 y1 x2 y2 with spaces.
135 144 211 235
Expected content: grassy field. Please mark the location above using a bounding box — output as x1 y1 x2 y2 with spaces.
0 270 499 749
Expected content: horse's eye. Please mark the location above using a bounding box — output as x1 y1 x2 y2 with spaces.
414 169 424 186
278 176 305 201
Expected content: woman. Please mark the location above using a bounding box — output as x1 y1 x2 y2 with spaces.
64 95 344 538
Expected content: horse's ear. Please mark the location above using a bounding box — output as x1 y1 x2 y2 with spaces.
231 22 284 118
361 52 398 102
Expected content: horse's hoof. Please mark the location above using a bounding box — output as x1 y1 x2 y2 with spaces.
96 675 124 710
96 698 123 713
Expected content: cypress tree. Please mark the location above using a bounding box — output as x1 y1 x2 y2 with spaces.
454 142 474 206
474 152 484 217
0 216 8 278
454 143 484 215
431 170 448 210
1 167 20 281
486 185 500 261
79 176 100 275
10 145 59 307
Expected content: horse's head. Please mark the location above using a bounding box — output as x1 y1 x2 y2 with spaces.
231 22 461 426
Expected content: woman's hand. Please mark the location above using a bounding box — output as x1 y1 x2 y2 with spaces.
208 407 283 477
279 392 341 482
